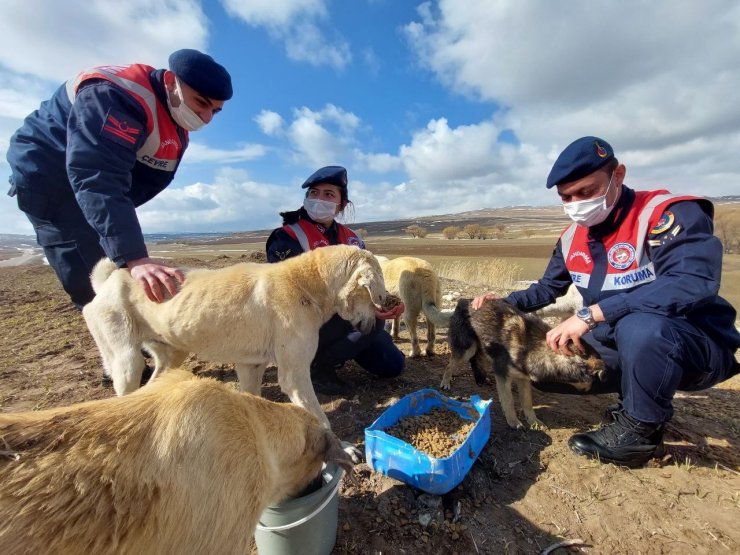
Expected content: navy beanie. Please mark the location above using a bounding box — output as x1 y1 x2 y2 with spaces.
546 136 615 189
301 166 348 189
168 49 233 101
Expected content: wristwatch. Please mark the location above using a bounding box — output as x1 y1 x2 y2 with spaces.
576 307 597 330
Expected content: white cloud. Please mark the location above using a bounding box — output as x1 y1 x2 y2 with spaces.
220 0 325 27
221 0 351 69
255 110 285 136
137 168 289 232
354 150 402 174
287 104 360 166
182 142 267 164
0 0 208 83
402 0 740 199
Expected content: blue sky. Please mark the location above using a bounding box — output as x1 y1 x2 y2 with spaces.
1 1 739 235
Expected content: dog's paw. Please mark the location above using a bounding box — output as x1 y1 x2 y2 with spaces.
439 377 452 390
506 417 525 430
527 418 547 431
341 441 364 464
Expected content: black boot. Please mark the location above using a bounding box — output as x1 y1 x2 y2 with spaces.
310 363 351 396
568 408 665 468
604 397 623 422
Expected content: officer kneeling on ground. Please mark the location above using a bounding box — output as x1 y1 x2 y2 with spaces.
473 136 740 468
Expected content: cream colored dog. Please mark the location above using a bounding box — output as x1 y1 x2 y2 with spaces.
0 370 353 554
379 256 451 357
82 244 386 429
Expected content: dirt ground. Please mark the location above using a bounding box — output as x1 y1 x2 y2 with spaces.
1 256 739 555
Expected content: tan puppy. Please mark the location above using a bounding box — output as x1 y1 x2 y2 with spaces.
0 370 353 555
441 299 605 429
82 244 386 429
379 256 451 357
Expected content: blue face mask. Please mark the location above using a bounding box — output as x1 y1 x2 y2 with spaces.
303 198 338 223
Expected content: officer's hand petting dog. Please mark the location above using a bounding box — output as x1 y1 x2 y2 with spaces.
127 258 186 303
544 304 604 356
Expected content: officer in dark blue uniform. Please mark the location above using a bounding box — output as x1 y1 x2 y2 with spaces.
6 49 233 308
266 166 405 396
474 136 740 467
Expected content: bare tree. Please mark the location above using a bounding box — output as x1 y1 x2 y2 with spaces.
405 225 428 238
442 225 460 239
463 223 483 239
714 211 740 254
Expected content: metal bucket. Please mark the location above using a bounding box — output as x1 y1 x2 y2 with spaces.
254 463 343 555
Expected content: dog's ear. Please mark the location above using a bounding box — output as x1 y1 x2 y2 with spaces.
306 425 355 475
354 254 385 308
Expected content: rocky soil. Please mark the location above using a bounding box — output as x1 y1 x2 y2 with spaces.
1 256 738 555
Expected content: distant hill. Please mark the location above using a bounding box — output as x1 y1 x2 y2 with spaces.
3 196 739 249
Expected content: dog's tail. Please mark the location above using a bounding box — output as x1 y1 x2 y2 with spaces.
90 258 118 294
422 300 453 327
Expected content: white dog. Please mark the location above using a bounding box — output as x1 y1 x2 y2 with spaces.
379 256 451 357
82 244 386 430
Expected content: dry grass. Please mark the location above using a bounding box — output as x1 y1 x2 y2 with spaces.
434 258 522 291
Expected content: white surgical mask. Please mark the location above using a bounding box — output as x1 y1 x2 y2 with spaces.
304 198 338 223
562 173 616 227
167 77 205 132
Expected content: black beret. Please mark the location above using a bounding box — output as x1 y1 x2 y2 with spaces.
301 166 348 189
168 48 233 101
546 136 614 189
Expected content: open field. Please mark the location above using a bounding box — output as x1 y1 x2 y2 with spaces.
1 235 738 554
147 235 740 310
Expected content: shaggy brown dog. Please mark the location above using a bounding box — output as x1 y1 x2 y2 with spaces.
441 298 606 428
379 256 451 357
0 370 353 554
82 244 386 430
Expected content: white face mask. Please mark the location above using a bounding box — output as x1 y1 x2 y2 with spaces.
167 77 205 132
304 198 338 223
562 172 616 227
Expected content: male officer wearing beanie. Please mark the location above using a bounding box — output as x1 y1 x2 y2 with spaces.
473 136 740 467
6 48 233 308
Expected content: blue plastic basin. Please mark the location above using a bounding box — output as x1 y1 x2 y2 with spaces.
364 389 492 494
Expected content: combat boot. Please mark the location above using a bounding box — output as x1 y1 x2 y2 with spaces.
568 408 665 468
310 362 351 396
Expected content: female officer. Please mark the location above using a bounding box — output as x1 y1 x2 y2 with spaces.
265 166 405 396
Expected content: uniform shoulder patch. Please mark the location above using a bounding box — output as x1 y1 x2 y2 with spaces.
100 108 143 148
649 210 674 235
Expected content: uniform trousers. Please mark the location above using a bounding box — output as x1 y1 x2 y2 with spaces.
535 312 738 423
312 315 405 378
18 189 104 308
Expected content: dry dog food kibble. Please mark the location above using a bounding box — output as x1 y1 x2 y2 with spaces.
384 408 476 459
381 293 402 311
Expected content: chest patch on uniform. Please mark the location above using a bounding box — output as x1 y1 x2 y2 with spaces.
347 236 363 247
312 239 330 249
650 211 674 235
607 242 636 270
100 108 142 147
